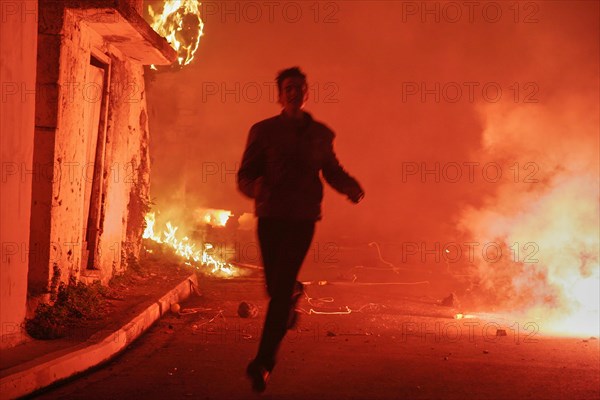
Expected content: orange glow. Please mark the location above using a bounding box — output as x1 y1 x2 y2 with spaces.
143 211 237 276
140 2 599 339
148 0 204 66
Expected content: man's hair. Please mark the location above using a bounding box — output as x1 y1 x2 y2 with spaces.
276 67 307 93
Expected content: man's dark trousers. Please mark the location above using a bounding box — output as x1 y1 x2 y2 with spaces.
255 217 315 369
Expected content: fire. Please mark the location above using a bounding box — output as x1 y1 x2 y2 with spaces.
142 211 237 276
148 0 204 66
196 208 232 227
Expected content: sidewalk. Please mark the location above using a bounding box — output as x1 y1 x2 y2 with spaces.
0 267 199 399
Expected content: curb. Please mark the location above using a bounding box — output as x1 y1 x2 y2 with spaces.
0 273 199 400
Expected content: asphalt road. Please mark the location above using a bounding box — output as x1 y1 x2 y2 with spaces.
32 276 600 400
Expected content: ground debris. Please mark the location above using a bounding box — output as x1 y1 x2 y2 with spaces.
238 301 258 318
440 293 460 308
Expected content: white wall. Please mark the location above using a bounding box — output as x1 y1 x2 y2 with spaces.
0 0 38 348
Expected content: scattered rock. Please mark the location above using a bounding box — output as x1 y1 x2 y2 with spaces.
237 301 258 318
441 293 460 307
496 329 507 336
326 330 337 337
483 350 489 354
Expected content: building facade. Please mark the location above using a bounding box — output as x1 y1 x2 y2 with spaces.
1 0 176 349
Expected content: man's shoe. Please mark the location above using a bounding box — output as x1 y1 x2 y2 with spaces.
246 360 271 393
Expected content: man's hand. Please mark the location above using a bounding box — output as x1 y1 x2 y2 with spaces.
347 186 365 204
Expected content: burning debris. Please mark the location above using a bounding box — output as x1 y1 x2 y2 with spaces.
142 211 239 277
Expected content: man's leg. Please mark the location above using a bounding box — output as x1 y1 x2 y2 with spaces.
249 218 314 388
287 280 304 329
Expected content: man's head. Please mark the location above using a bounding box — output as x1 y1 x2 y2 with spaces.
276 67 308 116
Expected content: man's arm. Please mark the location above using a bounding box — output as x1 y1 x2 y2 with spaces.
237 126 264 199
321 136 364 203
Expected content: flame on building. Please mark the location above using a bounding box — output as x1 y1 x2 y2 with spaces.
148 0 204 66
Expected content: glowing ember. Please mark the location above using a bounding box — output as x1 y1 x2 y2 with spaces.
142 211 237 276
454 313 476 320
148 0 204 66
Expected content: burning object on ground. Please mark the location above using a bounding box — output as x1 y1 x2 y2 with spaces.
142 211 238 276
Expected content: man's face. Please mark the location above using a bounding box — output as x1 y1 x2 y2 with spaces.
278 76 308 112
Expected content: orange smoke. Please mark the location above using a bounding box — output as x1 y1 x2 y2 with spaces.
459 99 599 337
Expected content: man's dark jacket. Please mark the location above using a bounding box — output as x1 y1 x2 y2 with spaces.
237 111 362 221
